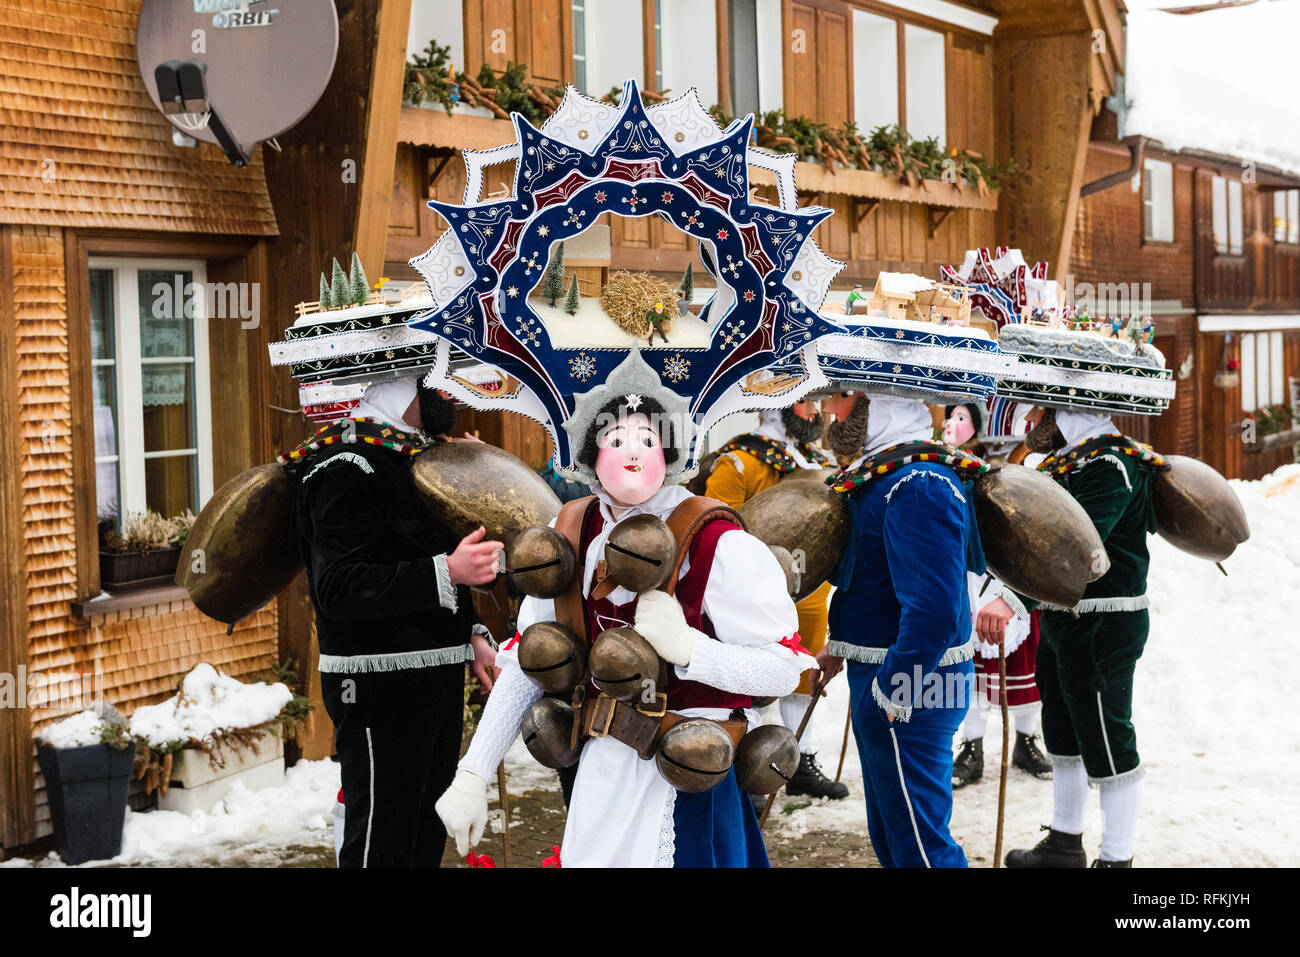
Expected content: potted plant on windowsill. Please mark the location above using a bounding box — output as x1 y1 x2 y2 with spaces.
99 508 195 590
36 703 138 865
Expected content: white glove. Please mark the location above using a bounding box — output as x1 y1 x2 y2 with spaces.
633 590 698 666
435 769 488 856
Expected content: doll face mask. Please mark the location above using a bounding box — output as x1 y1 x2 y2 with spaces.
595 412 667 507
943 405 976 447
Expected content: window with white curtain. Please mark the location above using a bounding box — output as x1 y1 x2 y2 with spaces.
1274 188 1299 244
853 10 898 134
579 0 644 96
406 0 464 66
1212 175 1228 253
572 0 588 92
660 0 718 105
1143 159 1174 242
1239 331 1286 411
904 24 945 143
1228 179 1244 255
89 258 214 529
755 0 783 112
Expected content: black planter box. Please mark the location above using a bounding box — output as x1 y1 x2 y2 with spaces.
36 741 135 865
99 547 181 590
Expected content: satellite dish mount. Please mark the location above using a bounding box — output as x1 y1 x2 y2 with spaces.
154 60 249 168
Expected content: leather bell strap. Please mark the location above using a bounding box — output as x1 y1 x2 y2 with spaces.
577 695 747 760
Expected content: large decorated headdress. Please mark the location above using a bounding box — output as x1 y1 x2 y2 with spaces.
406 80 847 484
771 271 1006 404
938 249 1176 416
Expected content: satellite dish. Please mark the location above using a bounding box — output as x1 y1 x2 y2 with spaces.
136 0 339 164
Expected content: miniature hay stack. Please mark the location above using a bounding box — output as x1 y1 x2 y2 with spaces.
600 270 677 337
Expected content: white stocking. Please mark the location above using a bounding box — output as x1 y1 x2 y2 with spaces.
1013 701 1042 736
1099 776 1142 862
1049 760 1088 835
779 693 813 753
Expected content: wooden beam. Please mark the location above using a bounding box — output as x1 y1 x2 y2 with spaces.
354 0 414 283
716 0 732 114
0 226 35 851
927 205 956 238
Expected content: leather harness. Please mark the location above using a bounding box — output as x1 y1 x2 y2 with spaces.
552 494 750 759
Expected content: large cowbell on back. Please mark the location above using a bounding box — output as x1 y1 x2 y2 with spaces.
403 78 851 484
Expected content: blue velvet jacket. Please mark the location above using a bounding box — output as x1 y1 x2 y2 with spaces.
827 460 983 720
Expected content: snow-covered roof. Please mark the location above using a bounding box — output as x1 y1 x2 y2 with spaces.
1123 1 1300 175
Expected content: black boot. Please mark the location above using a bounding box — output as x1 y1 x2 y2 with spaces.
785 752 849 800
1005 825 1087 868
1091 857 1133 868
952 738 984 789
1013 731 1053 779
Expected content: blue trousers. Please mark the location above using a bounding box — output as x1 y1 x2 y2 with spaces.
847 660 972 868
672 767 770 868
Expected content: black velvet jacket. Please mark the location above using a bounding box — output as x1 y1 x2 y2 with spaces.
289 440 478 666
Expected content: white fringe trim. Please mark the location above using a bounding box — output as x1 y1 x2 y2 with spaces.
1000 588 1029 619
318 643 474 674
1071 453 1132 491
884 469 967 505
872 676 913 723
1041 594 1150 614
829 639 974 667
655 789 677 868
1089 763 1146 790
470 622 496 649
1046 751 1085 768
433 553 457 613
302 451 375 482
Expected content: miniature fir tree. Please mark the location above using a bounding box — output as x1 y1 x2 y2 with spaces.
329 258 350 307
318 272 332 308
563 273 581 315
348 252 369 306
679 262 694 303
542 242 566 306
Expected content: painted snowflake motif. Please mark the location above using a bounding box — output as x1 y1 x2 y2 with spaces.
594 191 607 203
716 228 729 240
506 286 519 298
662 353 691 383
743 290 756 302
522 252 542 275
545 160 556 171
516 321 540 346
564 208 587 227
568 352 597 382
661 192 674 203
721 255 741 278
682 210 702 228
622 188 645 212
483 226 494 237
720 321 745 347
538 225 550 238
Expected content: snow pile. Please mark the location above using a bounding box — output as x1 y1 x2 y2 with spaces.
0 759 341 868
768 462 1300 866
38 710 109 749
1124 2 1300 173
129 664 293 748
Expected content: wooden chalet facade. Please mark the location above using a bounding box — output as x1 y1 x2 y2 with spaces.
1073 115 1300 480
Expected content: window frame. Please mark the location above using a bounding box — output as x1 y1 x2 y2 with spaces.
87 255 215 529
1142 158 1175 244
1273 187 1300 245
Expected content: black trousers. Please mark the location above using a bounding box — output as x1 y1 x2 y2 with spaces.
322 663 464 868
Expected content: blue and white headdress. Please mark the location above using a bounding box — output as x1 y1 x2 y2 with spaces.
407 80 846 484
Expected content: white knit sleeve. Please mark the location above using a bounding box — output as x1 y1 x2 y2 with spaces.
674 529 815 696
675 637 813 696
457 653 544 780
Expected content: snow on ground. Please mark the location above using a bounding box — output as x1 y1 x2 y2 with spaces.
1 759 341 868
765 464 1300 867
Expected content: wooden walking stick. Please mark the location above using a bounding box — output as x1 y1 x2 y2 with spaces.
835 707 852 782
994 642 1009 868
760 670 831 828
497 761 512 868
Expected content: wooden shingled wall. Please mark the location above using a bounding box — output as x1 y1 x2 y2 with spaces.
0 0 277 236
9 224 278 838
